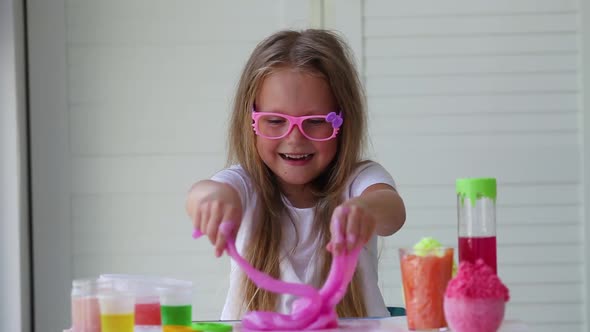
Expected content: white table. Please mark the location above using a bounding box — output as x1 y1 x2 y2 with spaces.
226 316 529 332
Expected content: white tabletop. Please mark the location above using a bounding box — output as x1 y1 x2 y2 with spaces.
228 316 529 332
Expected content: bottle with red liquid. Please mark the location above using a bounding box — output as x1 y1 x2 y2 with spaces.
456 178 498 274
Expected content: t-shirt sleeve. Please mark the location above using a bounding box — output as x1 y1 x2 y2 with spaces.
348 161 397 199
210 165 251 210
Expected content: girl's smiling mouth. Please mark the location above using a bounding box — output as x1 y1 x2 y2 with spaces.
279 153 314 162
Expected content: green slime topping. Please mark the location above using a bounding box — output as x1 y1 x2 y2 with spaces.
413 237 443 256
412 237 457 275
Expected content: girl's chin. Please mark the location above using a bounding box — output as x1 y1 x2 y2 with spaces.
276 173 318 188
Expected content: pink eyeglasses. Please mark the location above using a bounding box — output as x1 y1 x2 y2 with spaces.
251 110 343 141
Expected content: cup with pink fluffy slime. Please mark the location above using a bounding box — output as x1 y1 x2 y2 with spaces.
444 259 510 332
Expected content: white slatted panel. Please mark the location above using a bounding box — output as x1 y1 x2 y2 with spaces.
359 1 583 331
65 0 311 320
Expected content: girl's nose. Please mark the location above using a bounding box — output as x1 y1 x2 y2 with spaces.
285 124 306 141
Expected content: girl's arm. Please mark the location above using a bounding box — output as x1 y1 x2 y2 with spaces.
355 183 406 236
186 180 243 257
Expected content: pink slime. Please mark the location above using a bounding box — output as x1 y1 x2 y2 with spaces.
192 220 361 331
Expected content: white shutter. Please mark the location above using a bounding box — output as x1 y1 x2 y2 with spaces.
28 1 313 331
328 1 583 331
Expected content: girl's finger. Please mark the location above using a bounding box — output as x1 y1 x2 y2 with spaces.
359 214 375 246
214 233 227 257
214 208 234 257
346 206 361 251
200 203 212 243
210 200 223 228
192 206 202 231
331 205 347 225
331 207 349 256
206 219 220 249
326 242 334 253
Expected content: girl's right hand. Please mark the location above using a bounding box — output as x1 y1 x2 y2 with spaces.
193 198 242 257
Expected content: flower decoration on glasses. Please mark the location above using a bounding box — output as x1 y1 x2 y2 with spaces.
251 108 343 142
326 112 343 129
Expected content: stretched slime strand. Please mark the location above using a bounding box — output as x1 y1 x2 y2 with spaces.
193 225 322 330
192 219 361 331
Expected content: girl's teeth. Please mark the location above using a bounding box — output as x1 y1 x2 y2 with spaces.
284 154 310 160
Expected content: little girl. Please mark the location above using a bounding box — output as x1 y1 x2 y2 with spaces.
186 29 406 319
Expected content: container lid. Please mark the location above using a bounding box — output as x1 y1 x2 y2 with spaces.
100 274 192 287
98 274 192 298
456 178 496 205
71 278 111 296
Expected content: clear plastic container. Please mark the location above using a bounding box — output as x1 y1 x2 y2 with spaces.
99 274 164 326
99 274 193 329
158 283 193 332
70 278 103 332
98 287 135 332
456 177 498 274
399 247 454 330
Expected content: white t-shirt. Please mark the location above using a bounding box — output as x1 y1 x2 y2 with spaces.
211 161 397 319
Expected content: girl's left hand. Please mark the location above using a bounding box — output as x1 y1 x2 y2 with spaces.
327 200 377 256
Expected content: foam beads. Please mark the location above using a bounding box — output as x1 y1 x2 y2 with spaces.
192 220 360 331
413 237 443 256
413 237 457 276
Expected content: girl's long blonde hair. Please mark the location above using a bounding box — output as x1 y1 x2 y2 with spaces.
228 29 368 317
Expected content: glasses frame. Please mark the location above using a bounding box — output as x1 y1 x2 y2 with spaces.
251 109 343 142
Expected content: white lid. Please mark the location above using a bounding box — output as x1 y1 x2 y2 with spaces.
99 274 191 286
98 274 193 300
157 286 193 306
71 278 110 297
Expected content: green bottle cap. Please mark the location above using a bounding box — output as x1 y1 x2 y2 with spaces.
456 178 497 206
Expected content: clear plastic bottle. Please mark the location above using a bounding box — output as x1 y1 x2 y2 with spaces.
456 178 498 274
70 278 102 332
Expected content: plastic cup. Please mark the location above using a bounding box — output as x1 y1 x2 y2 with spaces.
399 247 454 331
98 289 135 332
135 299 161 326
99 274 163 326
70 278 103 332
158 283 193 332
99 274 194 327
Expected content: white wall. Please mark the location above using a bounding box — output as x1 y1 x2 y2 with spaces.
26 1 587 331
27 1 314 331
0 0 31 331
328 1 584 331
